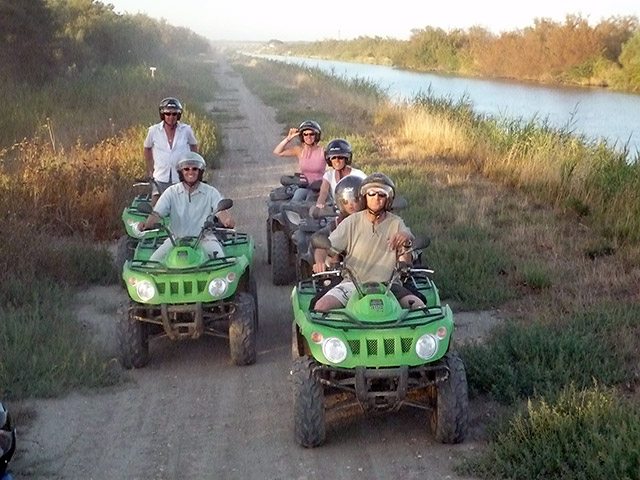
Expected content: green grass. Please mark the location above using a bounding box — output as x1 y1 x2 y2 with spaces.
459 384 640 479
462 302 640 403
0 229 122 399
0 282 121 399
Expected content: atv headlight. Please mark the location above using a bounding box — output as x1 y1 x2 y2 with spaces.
208 277 228 297
284 210 301 226
322 337 347 364
136 280 156 301
415 334 438 360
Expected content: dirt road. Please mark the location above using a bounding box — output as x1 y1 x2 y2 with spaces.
14 53 488 480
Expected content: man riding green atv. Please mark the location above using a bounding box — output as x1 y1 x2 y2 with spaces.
119 153 258 368
290 173 468 447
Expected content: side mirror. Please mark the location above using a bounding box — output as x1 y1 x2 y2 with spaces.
136 202 153 214
410 236 431 251
393 195 408 211
215 198 233 213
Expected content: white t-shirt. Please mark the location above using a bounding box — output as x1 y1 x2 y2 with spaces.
144 121 198 183
153 182 223 238
322 167 367 197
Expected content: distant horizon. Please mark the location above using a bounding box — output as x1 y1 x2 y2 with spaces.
105 0 640 43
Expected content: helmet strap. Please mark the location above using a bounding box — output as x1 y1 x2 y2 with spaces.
366 206 386 219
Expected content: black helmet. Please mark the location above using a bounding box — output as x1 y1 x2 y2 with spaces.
177 152 206 183
297 120 322 142
159 97 183 121
334 175 364 216
0 402 16 477
360 172 395 209
324 138 353 167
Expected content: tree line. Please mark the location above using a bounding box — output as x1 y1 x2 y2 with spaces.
0 0 211 85
268 15 640 92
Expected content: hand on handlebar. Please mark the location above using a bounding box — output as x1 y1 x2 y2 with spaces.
388 231 412 251
131 221 146 238
313 262 327 274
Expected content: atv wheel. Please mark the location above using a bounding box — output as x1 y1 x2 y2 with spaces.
271 230 294 285
429 352 469 443
116 235 136 287
292 356 326 447
266 220 272 265
229 292 257 366
117 303 149 369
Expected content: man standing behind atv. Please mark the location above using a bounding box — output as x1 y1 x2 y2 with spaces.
314 173 425 311
144 97 198 206
134 152 234 261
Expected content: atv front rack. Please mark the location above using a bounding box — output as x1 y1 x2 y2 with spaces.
307 305 447 330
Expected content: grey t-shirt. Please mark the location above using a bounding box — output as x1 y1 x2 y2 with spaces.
154 182 223 237
329 210 411 284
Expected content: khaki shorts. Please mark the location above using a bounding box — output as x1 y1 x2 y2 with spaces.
323 281 413 307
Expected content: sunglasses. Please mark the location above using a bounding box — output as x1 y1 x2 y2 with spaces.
302 132 316 137
330 156 348 161
366 191 388 198
182 167 200 172
163 111 179 117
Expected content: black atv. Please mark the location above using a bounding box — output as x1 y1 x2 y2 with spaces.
266 174 322 285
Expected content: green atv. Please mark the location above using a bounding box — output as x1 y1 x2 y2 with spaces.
116 178 168 282
291 235 468 447
119 199 258 369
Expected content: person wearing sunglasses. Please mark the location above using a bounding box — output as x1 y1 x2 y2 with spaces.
273 120 325 201
144 97 198 206
134 152 234 261
313 172 425 311
315 138 367 209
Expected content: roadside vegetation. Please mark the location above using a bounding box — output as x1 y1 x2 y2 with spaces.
262 14 640 92
0 1 220 399
233 54 640 479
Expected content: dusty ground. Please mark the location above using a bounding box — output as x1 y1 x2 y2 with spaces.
11 53 499 480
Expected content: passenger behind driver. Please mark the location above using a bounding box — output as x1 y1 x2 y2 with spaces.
312 175 365 274
313 173 425 312
134 152 234 262
315 139 366 209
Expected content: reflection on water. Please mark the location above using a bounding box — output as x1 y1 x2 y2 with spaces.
253 54 640 156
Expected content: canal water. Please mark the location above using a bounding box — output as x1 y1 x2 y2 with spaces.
254 54 640 157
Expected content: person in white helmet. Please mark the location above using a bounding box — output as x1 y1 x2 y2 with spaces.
144 97 198 206
135 152 234 262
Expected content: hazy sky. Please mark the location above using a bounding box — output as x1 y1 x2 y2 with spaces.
105 0 640 42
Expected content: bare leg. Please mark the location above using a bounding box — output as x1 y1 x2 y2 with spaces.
314 294 345 311
399 294 425 309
